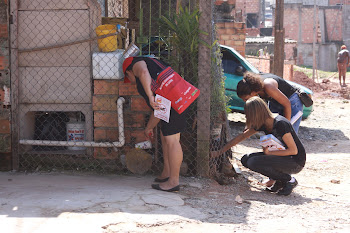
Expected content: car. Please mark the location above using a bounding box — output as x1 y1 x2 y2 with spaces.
220 44 313 119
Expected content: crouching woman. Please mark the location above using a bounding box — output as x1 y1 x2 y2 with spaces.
212 96 306 196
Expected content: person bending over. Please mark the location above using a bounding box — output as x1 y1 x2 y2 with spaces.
237 72 303 134
212 96 306 196
123 56 188 192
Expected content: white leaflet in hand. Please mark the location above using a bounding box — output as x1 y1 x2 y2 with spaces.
291 110 303 125
154 94 171 123
259 134 286 151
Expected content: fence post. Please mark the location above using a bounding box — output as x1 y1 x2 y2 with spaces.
10 0 19 170
273 0 284 77
196 0 212 177
269 55 274 74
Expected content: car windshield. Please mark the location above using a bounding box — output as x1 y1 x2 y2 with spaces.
221 45 260 74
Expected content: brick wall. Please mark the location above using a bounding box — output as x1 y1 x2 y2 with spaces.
0 0 11 170
92 80 151 159
247 57 294 81
284 6 300 41
235 0 260 14
329 0 350 5
284 5 343 44
325 8 342 41
216 22 246 56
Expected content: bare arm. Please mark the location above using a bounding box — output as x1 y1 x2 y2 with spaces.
263 132 298 156
144 113 161 140
211 128 257 158
132 61 159 109
264 79 292 120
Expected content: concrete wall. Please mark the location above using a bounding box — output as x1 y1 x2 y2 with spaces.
318 43 339 72
283 4 345 71
296 43 338 71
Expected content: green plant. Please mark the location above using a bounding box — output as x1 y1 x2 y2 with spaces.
294 65 337 80
158 6 207 84
210 41 228 123
159 7 227 124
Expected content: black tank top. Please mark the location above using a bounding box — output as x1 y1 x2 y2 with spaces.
260 73 297 101
128 57 169 107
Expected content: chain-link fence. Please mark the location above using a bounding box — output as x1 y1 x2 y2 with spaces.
10 0 233 179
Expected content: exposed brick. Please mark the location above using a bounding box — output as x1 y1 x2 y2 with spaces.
93 95 119 111
234 40 244 46
218 40 225 45
118 82 139 96
0 119 10 134
93 147 118 160
0 152 12 171
216 28 227 36
233 22 245 29
125 129 147 144
124 112 146 128
215 22 225 29
94 112 118 127
225 28 237 35
0 56 8 70
94 128 119 141
131 96 151 112
93 80 119 95
220 34 231 41
0 24 7 38
230 34 241 40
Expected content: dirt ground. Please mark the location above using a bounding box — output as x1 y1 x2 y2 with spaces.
177 73 350 232
2 72 349 233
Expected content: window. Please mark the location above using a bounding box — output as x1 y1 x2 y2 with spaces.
247 13 258 28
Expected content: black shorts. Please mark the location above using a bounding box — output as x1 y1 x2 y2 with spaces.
160 108 188 136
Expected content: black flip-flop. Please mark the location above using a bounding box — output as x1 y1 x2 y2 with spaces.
154 177 169 183
151 184 180 192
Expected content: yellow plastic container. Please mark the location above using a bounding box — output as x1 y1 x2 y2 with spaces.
95 24 117 52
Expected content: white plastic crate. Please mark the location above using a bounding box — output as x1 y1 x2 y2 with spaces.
92 49 125 79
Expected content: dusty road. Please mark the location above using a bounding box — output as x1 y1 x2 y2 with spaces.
183 97 350 232
1 79 350 233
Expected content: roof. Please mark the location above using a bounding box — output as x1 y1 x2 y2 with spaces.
245 36 297 44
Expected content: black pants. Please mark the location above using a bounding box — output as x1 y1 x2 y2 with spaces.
241 152 304 182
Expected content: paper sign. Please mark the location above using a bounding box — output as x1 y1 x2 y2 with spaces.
154 94 171 123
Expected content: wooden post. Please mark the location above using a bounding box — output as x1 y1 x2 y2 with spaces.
273 0 284 78
197 0 212 177
269 54 274 74
10 0 19 170
104 0 108 17
312 0 317 81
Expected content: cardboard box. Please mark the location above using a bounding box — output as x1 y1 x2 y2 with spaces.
259 134 286 151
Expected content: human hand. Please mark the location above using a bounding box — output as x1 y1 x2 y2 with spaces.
149 96 160 110
144 128 154 140
262 146 270 155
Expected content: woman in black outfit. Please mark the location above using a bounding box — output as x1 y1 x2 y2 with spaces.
123 56 187 192
211 96 306 196
237 72 304 134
